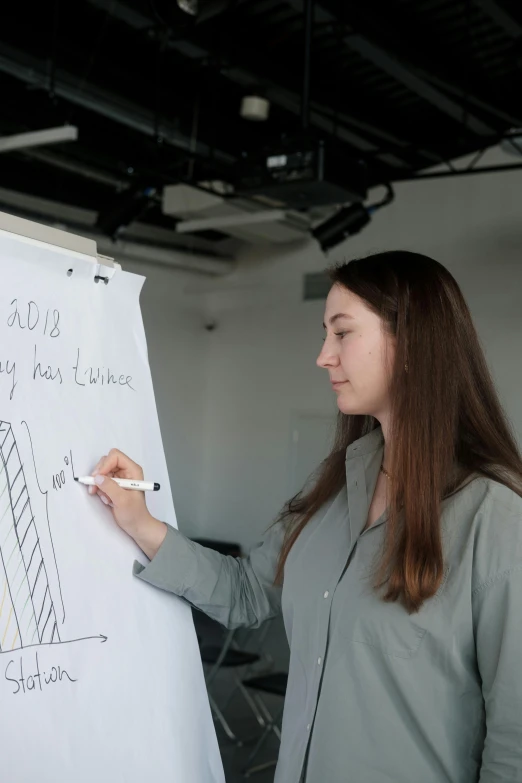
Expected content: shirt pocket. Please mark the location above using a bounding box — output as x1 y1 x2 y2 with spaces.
351 613 427 658
338 566 450 659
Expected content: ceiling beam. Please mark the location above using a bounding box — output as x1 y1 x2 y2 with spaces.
422 68 522 127
0 43 235 166
83 0 438 168
345 35 494 136
20 148 130 190
475 0 522 38
285 0 497 137
394 160 522 182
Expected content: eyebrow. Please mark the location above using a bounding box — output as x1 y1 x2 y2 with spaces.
322 313 355 329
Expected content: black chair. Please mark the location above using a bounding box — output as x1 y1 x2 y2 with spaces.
241 672 288 778
201 629 264 743
190 538 266 742
191 537 242 558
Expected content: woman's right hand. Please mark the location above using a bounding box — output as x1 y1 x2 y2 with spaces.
90 449 167 559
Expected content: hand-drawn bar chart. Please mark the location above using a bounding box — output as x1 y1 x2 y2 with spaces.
0 420 59 652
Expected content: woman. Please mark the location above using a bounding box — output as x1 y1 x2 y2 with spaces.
89 251 522 783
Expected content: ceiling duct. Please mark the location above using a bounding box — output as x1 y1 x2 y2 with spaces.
162 183 318 244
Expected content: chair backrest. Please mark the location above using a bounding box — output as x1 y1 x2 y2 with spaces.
192 609 225 647
191 537 242 558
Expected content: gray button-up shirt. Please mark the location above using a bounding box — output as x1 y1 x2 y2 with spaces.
134 427 522 782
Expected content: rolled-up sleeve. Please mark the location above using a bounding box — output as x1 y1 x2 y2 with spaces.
133 522 285 630
473 565 522 781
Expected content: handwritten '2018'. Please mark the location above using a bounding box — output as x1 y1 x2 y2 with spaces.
8 300 60 338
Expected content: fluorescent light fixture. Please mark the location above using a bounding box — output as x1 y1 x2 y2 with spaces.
0 126 78 153
175 209 286 233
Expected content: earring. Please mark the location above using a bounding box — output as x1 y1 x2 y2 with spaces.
405 362 409 372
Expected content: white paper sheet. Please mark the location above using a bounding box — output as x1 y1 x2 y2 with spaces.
0 230 224 783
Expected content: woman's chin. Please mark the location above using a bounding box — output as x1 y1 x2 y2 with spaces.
336 392 365 416
337 398 357 415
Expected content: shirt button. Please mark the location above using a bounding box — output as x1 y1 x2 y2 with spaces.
317 657 322 665
323 590 329 599
306 724 311 731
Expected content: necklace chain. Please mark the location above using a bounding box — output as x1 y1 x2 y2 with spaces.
380 463 393 480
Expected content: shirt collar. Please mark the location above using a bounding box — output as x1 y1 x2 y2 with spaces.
345 424 384 462
345 425 386 539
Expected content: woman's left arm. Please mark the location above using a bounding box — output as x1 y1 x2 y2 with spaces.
473 564 522 782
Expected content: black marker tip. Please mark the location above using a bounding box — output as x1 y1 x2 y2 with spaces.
154 483 161 491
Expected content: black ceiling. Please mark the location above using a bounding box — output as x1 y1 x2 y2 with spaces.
1 0 522 237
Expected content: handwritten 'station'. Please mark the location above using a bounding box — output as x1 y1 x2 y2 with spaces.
1 299 135 400
4 651 77 696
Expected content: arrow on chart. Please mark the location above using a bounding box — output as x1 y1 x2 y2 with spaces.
0 634 108 655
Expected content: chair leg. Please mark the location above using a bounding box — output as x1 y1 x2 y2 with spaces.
205 629 236 687
236 620 275 676
216 677 267 729
241 703 285 777
209 674 268 734
250 691 274 725
208 693 242 746
243 759 278 779
236 680 267 727
242 722 273 770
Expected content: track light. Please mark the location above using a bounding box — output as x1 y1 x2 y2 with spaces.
313 184 394 252
312 204 370 252
95 184 157 238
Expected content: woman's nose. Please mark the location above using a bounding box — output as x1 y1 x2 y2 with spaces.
317 340 338 368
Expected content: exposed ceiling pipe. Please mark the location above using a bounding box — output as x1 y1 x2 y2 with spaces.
93 233 235 276
0 43 234 165
0 188 234 276
301 0 314 131
22 147 130 190
0 179 238 258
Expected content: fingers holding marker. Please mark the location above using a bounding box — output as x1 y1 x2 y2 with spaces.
88 474 113 507
99 493 113 508
94 449 144 481
82 450 156 535
89 455 107 494
93 474 124 506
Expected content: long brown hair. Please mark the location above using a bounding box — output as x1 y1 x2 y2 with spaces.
274 250 522 612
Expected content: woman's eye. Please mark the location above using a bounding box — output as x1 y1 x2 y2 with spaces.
322 331 350 342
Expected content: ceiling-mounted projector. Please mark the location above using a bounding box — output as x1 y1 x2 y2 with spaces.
234 136 368 209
